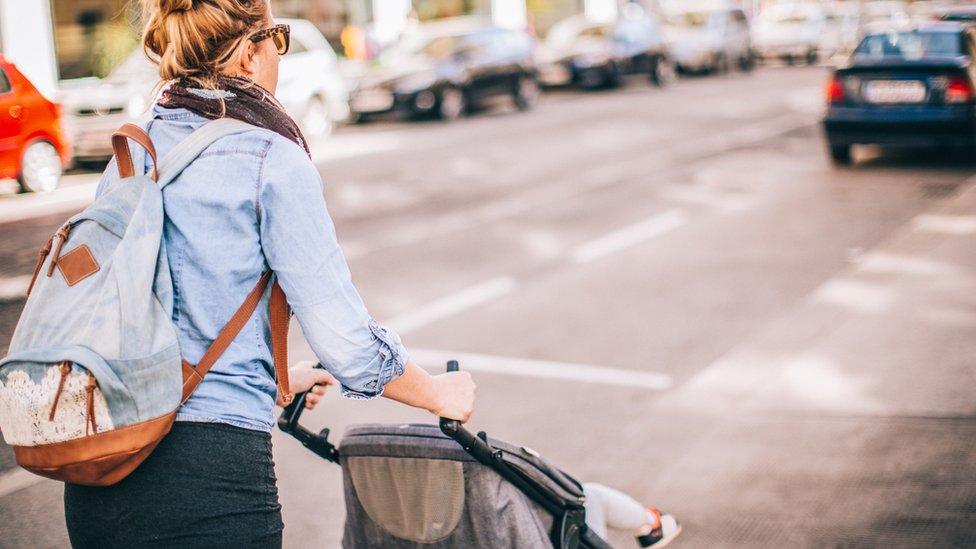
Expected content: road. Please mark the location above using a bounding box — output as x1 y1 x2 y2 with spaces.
1 66 975 548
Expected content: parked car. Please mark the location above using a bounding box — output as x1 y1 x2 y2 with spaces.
939 6 976 23
0 55 71 193
60 18 348 162
536 9 675 89
823 22 976 164
753 3 827 65
663 6 753 73
349 19 538 121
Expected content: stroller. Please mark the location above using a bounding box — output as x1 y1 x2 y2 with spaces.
279 360 613 549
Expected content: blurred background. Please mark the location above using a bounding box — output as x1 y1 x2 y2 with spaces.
1 0 975 547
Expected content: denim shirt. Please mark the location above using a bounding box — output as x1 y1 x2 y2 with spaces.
95 105 409 432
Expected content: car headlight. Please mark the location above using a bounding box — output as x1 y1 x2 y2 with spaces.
126 95 148 117
572 52 611 68
394 72 438 93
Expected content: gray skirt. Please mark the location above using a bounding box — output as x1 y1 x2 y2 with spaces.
64 421 283 549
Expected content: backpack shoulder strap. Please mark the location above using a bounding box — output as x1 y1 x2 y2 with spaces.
180 272 293 406
156 117 259 189
111 124 159 181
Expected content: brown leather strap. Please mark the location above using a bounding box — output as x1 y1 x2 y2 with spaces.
111 123 158 181
181 272 292 405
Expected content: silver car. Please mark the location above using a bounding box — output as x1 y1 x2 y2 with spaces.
663 6 754 74
59 18 349 162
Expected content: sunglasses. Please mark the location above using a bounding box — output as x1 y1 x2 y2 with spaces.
250 24 290 55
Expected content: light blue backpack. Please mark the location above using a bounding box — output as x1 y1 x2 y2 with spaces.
0 119 292 486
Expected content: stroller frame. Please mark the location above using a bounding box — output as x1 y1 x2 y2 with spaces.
278 360 612 549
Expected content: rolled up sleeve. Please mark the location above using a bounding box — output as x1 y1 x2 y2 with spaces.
257 136 408 398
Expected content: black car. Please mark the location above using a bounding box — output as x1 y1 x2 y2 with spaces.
536 11 675 90
349 21 539 121
823 23 976 164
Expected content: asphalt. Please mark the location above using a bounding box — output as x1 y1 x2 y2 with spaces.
0 65 974 548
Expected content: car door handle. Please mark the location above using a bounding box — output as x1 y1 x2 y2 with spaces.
8 105 22 118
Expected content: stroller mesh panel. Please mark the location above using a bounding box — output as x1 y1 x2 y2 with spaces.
347 456 465 543
339 424 583 548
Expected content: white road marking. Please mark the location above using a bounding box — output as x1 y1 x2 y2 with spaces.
0 274 30 302
389 277 516 334
571 209 687 263
410 349 672 390
0 468 44 499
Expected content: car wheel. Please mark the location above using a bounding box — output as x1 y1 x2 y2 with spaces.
578 68 605 89
439 86 466 121
829 144 852 165
513 76 540 111
19 140 62 193
605 63 623 88
651 57 677 87
712 53 730 74
739 52 756 72
806 48 818 65
300 96 333 143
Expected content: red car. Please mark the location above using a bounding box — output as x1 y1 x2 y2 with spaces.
0 55 70 193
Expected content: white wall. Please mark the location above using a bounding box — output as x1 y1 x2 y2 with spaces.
492 0 527 29
371 0 412 44
0 0 59 98
585 0 618 22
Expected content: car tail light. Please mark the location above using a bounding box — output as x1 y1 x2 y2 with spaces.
826 74 844 104
945 76 972 104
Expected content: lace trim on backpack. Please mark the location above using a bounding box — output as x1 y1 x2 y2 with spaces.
0 367 115 446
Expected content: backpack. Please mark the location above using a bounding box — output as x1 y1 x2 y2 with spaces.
0 119 293 486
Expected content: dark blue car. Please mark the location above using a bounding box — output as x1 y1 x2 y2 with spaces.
823 23 976 164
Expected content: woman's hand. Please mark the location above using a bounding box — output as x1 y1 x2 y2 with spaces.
381 362 477 423
429 371 477 423
279 361 335 409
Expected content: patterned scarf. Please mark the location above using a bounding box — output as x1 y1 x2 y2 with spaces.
158 76 310 156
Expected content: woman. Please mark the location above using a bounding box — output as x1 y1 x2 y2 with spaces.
63 1 476 547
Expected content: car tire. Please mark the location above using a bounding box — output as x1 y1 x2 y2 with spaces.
829 144 852 165
605 62 622 88
739 52 755 72
439 86 466 121
513 76 540 111
712 53 729 74
18 140 63 193
651 57 677 87
300 96 333 143
578 68 605 89
806 48 818 65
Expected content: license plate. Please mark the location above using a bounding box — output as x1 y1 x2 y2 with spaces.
351 90 394 113
863 80 926 104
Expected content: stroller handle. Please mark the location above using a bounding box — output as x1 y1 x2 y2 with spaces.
277 363 340 463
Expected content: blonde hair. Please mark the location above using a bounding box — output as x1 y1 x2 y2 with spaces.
141 0 269 88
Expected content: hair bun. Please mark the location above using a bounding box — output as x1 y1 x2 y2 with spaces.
159 0 194 15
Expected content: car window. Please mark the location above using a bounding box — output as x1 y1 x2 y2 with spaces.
0 68 11 94
855 31 962 59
